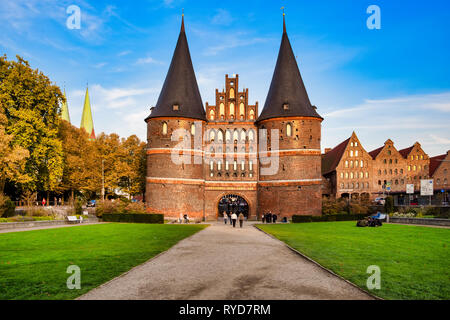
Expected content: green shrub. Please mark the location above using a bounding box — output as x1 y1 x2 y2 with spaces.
384 196 394 213
292 213 369 223
102 213 163 224
0 194 16 218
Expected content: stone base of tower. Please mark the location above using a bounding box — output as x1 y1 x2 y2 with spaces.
257 184 322 218
145 183 205 220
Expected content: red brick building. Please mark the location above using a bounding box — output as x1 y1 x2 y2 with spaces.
323 134 449 205
145 15 323 220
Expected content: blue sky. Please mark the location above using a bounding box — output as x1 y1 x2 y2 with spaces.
1 0 449 155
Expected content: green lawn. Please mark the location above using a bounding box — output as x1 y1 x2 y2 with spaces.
258 222 449 300
0 223 207 300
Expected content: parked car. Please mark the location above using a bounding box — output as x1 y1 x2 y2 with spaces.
374 197 386 205
86 200 96 207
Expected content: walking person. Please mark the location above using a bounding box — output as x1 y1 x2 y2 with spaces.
261 213 266 223
223 211 228 225
231 212 237 228
239 213 245 228
272 213 278 224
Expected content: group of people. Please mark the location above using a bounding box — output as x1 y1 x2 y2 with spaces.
261 211 278 223
223 211 246 228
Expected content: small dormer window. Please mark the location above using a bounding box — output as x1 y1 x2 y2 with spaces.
283 103 289 110
173 104 179 111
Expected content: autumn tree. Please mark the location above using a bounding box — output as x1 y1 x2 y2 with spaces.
0 55 64 196
57 120 100 203
0 108 30 193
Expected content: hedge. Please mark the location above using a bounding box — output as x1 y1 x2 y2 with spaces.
292 213 369 223
102 213 164 224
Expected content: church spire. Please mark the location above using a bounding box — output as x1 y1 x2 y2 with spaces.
80 86 95 140
145 14 206 121
257 13 322 122
61 89 71 123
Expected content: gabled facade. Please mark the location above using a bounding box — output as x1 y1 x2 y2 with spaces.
430 151 450 193
370 139 408 194
322 132 372 200
399 142 430 191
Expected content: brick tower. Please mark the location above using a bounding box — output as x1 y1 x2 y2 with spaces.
256 14 323 217
145 15 207 219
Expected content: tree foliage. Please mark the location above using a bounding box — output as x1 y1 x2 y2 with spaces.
0 55 63 193
0 55 146 201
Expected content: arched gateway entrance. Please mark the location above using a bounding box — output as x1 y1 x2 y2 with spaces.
218 194 249 218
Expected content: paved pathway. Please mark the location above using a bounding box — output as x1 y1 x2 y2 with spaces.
79 222 373 300
0 222 104 234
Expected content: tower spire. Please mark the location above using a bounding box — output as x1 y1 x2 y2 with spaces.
181 9 185 32
145 13 205 121
80 85 96 140
61 88 71 123
257 12 322 122
282 7 286 33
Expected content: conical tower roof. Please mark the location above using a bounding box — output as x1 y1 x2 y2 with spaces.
80 86 95 140
257 14 322 123
61 89 71 123
145 15 206 121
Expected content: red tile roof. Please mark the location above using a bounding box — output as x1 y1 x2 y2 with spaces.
398 146 414 158
322 137 350 175
368 146 384 160
429 154 446 177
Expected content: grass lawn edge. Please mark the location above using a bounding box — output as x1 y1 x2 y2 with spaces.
75 223 210 300
253 224 382 300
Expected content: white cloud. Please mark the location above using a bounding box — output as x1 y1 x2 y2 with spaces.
322 91 450 156
135 56 164 65
211 9 234 26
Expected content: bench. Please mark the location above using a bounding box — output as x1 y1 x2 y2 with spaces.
67 216 83 224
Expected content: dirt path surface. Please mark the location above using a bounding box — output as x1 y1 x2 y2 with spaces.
79 222 373 300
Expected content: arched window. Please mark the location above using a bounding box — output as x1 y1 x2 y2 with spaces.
229 103 235 117
345 161 349 168
345 172 349 179
233 160 237 171
218 161 222 171
378 170 381 175
210 160 214 171
360 172 363 178
366 172 369 178
209 130 215 142
191 123 195 136
249 160 253 171
219 103 225 119
286 123 292 137
350 172 354 179
226 130 231 142
248 129 255 141
355 150 359 156
249 109 255 120
355 160 359 167
241 160 245 170
217 130 223 142
240 130 246 142
350 150 353 157
162 122 168 135
239 103 245 119
225 161 229 171
413 165 416 171
209 110 215 120
350 161 353 168
233 129 239 142
229 88 235 99
360 160 364 168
